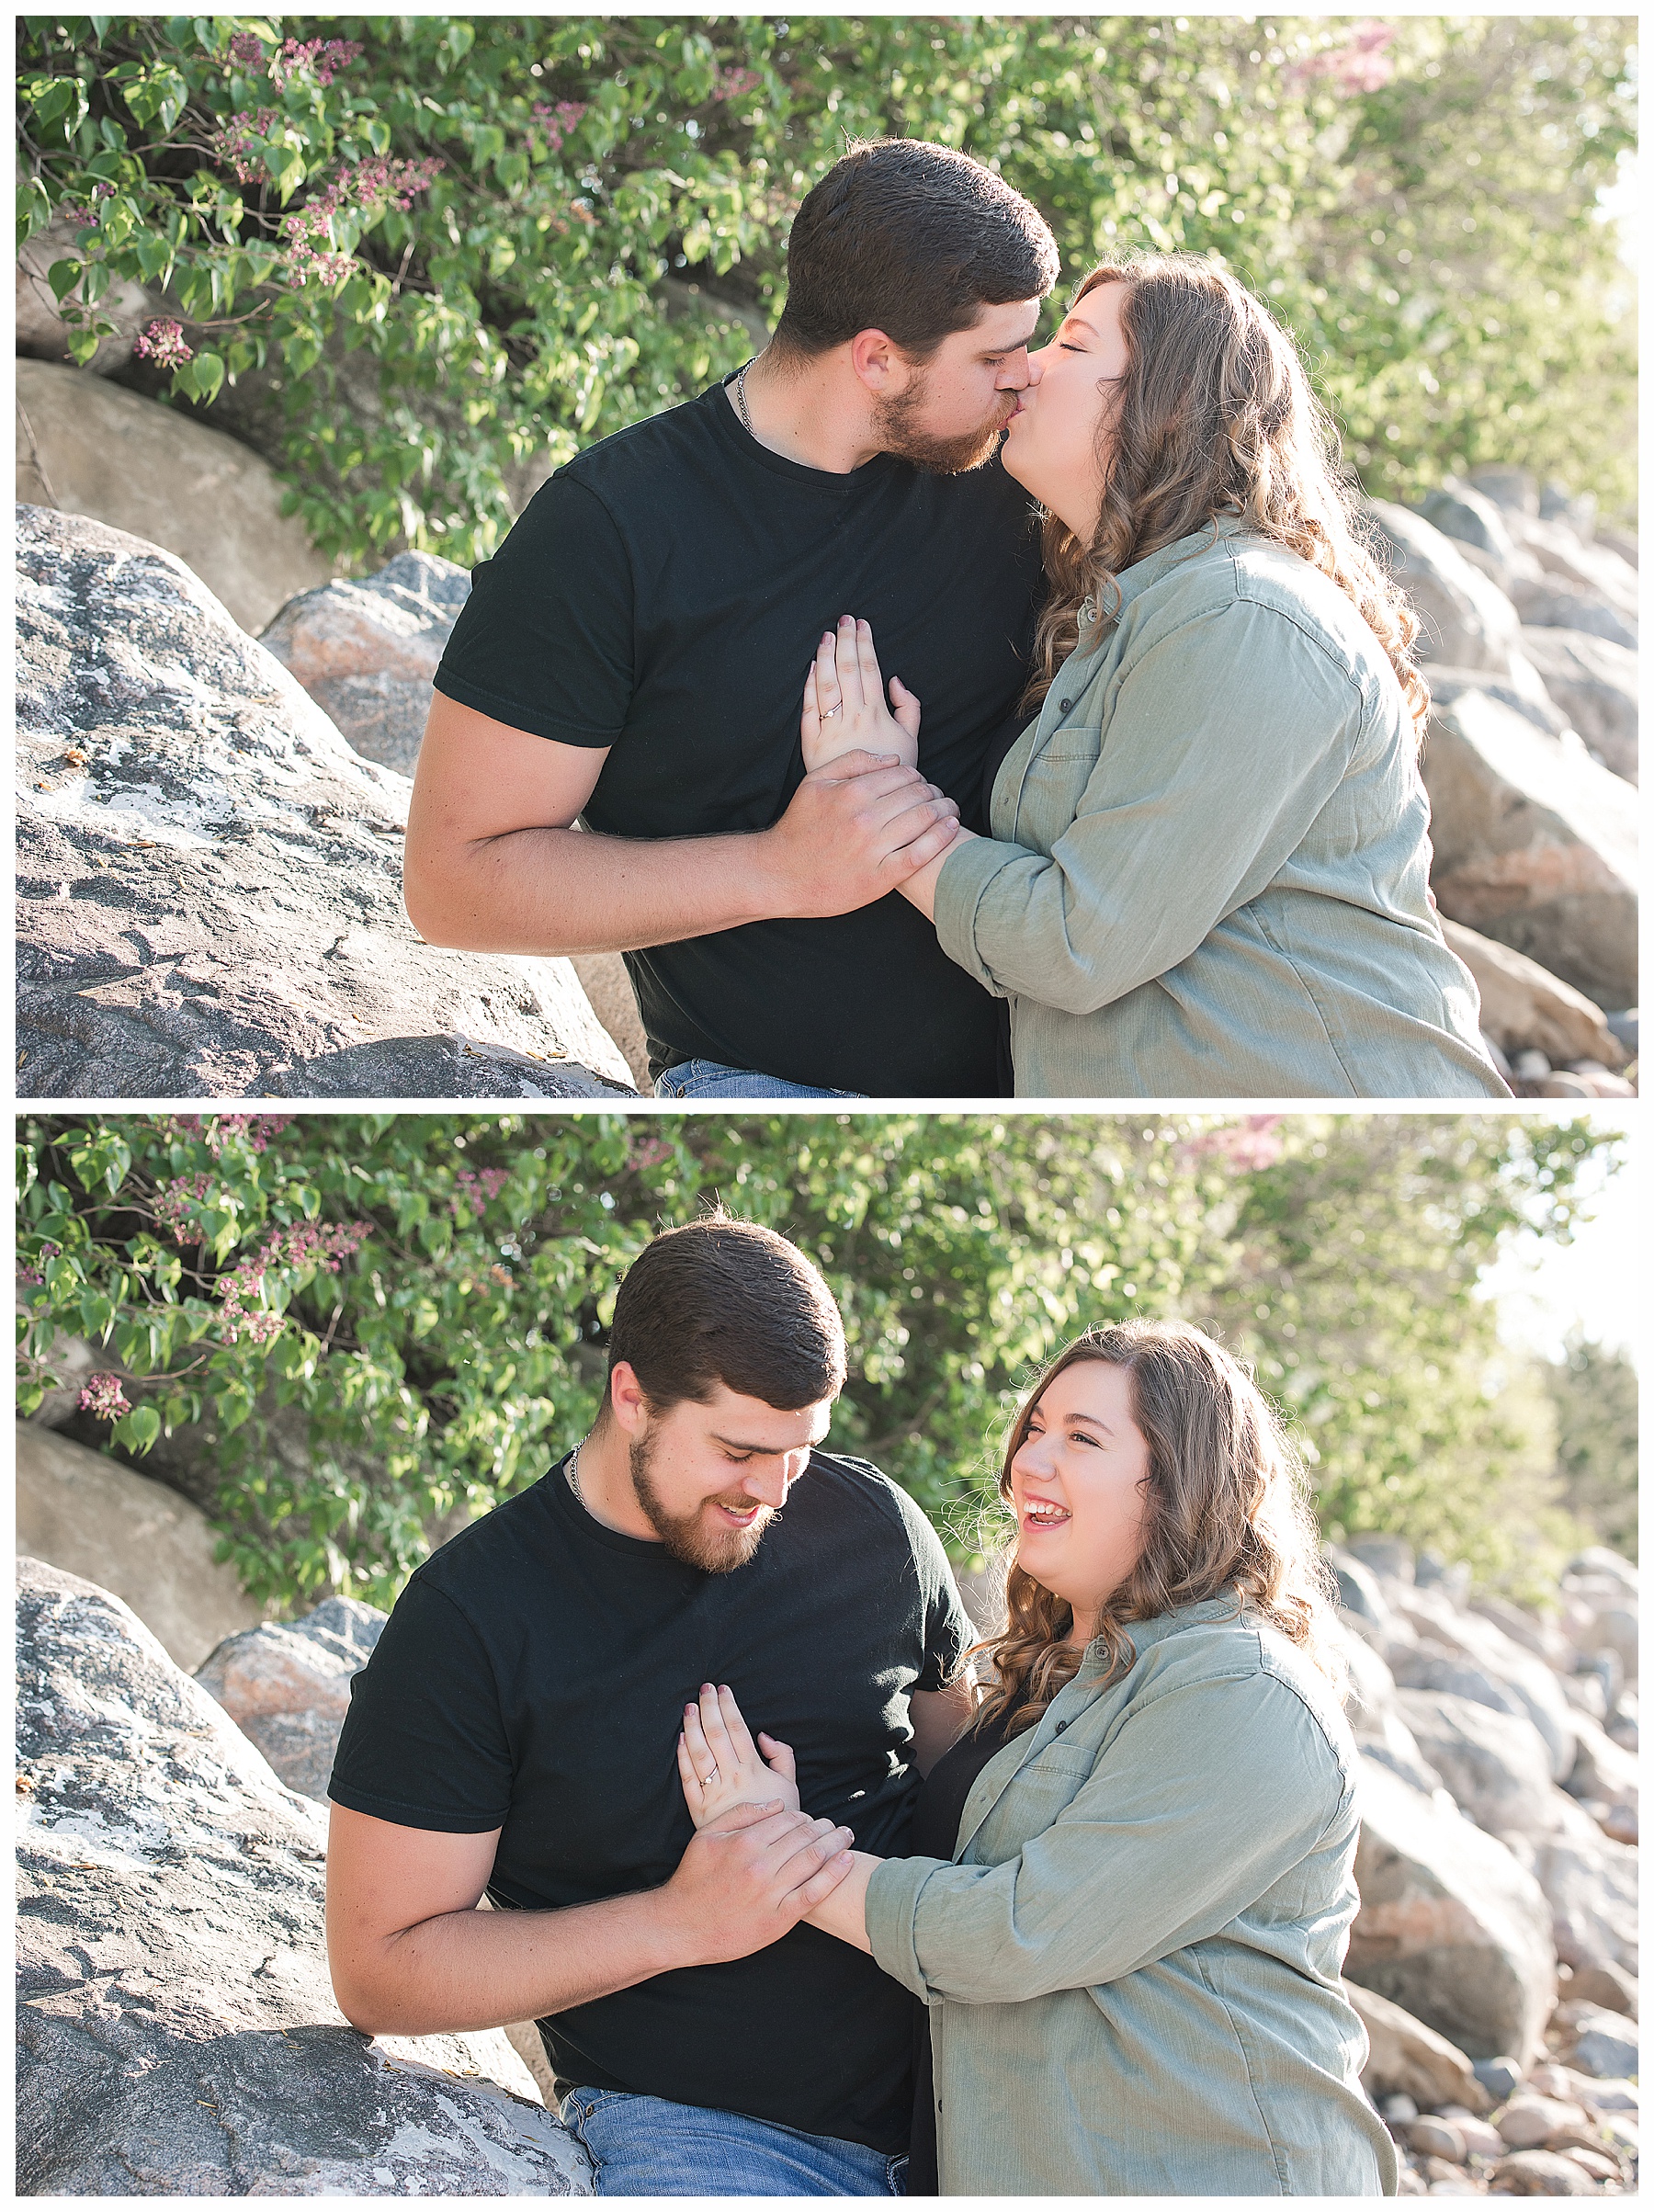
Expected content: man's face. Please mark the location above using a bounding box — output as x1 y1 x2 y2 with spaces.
629 1381 834 1573
872 296 1045 473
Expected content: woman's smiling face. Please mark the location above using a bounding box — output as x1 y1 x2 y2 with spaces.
1010 1356 1152 1642
1000 279 1132 541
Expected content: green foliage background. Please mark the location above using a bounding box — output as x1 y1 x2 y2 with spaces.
17 1112 1625 1617
17 13 1637 573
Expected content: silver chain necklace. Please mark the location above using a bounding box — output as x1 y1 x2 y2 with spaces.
732 360 754 437
567 1436 589 1509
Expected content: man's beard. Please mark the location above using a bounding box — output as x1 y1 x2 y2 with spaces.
629 1431 775 1573
872 374 1013 475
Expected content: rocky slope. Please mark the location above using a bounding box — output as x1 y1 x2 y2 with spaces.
16 1557 595 2195
15 505 636 1098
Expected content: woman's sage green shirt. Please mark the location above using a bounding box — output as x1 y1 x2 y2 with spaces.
865 1600 1399 2197
933 522 1510 1098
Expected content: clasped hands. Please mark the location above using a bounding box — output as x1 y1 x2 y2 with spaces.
762 615 965 917
651 1682 853 1964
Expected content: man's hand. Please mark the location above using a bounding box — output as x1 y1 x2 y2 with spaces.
758 754 961 916
660 1803 855 1963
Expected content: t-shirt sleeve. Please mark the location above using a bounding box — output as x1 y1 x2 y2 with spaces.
901 1492 975 1693
327 1574 515 1832
432 473 635 746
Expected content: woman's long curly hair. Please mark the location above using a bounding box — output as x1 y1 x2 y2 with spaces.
1025 255 1429 741
973 1320 1341 1738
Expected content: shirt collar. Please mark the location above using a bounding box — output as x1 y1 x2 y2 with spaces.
1079 513 1248 634
1074 1594 1247 1676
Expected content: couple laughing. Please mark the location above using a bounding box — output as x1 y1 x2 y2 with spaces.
325 1215 1395 2195
406 135 1505 1102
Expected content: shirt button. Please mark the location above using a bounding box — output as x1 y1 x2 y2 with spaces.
1054 1719 1068 1733
1058 698 1073 712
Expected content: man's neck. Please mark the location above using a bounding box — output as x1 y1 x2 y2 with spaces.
572 1421 658 1541
729 347 887 475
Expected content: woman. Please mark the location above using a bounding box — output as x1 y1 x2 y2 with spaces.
677 1321 1399 2196
800 254 1508 1097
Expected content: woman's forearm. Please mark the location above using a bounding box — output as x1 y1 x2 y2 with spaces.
898 826 977 919
803 1849 878 1952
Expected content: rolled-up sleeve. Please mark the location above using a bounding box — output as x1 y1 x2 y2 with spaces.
933 602 1364 1015
865 1672 1343 2007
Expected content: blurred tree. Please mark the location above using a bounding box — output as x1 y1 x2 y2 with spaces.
17 14 1635 573
1538 1330 1639 1561
17 1113 1618 1612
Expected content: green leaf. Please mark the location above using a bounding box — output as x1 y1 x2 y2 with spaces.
48 257 83 302
122 1404 164 1454
191 350 225 403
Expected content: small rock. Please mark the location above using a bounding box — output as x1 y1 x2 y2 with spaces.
1577 2082 1637 2116
1456 2117 1511 2161
1387 2093 1424 2124
1497 2097 1591 2151
1558 2148 1620 2184
1513 1049 1553 1081
1559 2010 1638 2082
1398 2164 1431 2195
1604 1010 1637 1056
1409 2117 1469 2162
1475 2057 1526 2104
1489 2148 1599 2195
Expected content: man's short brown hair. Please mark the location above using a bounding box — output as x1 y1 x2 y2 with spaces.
773 138 1059 362
604 1213 846 1413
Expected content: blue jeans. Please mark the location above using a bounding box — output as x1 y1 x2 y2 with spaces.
560 2087 908 2196
654 1058 868 1100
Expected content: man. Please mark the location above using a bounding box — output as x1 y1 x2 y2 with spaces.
404 139 1059 1097
325 1214 976 2194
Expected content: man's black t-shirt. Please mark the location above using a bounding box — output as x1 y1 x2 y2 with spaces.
432 378 1044 1094
328 1451 972 2153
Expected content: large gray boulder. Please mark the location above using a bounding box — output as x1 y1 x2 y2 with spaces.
260 554 473 780
1395 1689 1560 1841
1512 574 1637 653
16 505 635 1098
1387 1583 1579 1781
1515 1830 1639 1980
259 555 651 1092
1367 499 1528 675
1347 1755 1558 2068
17 1424 271 1673
1417 484 1533 594
1519 630 1637 787
196 1600 389 1804
1508 516 1639 632
17 1557 593 2195
1421 687 1637 1011
16 360 336 633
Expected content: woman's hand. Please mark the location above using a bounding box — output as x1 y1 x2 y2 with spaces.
678 1683 802 1832
801 616 923 774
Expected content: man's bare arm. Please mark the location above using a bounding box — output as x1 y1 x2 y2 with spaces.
402 693 960 956
324 1799 854 2037
910 1675 980 1778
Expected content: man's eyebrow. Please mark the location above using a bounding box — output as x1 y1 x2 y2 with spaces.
710 1431 821 1455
